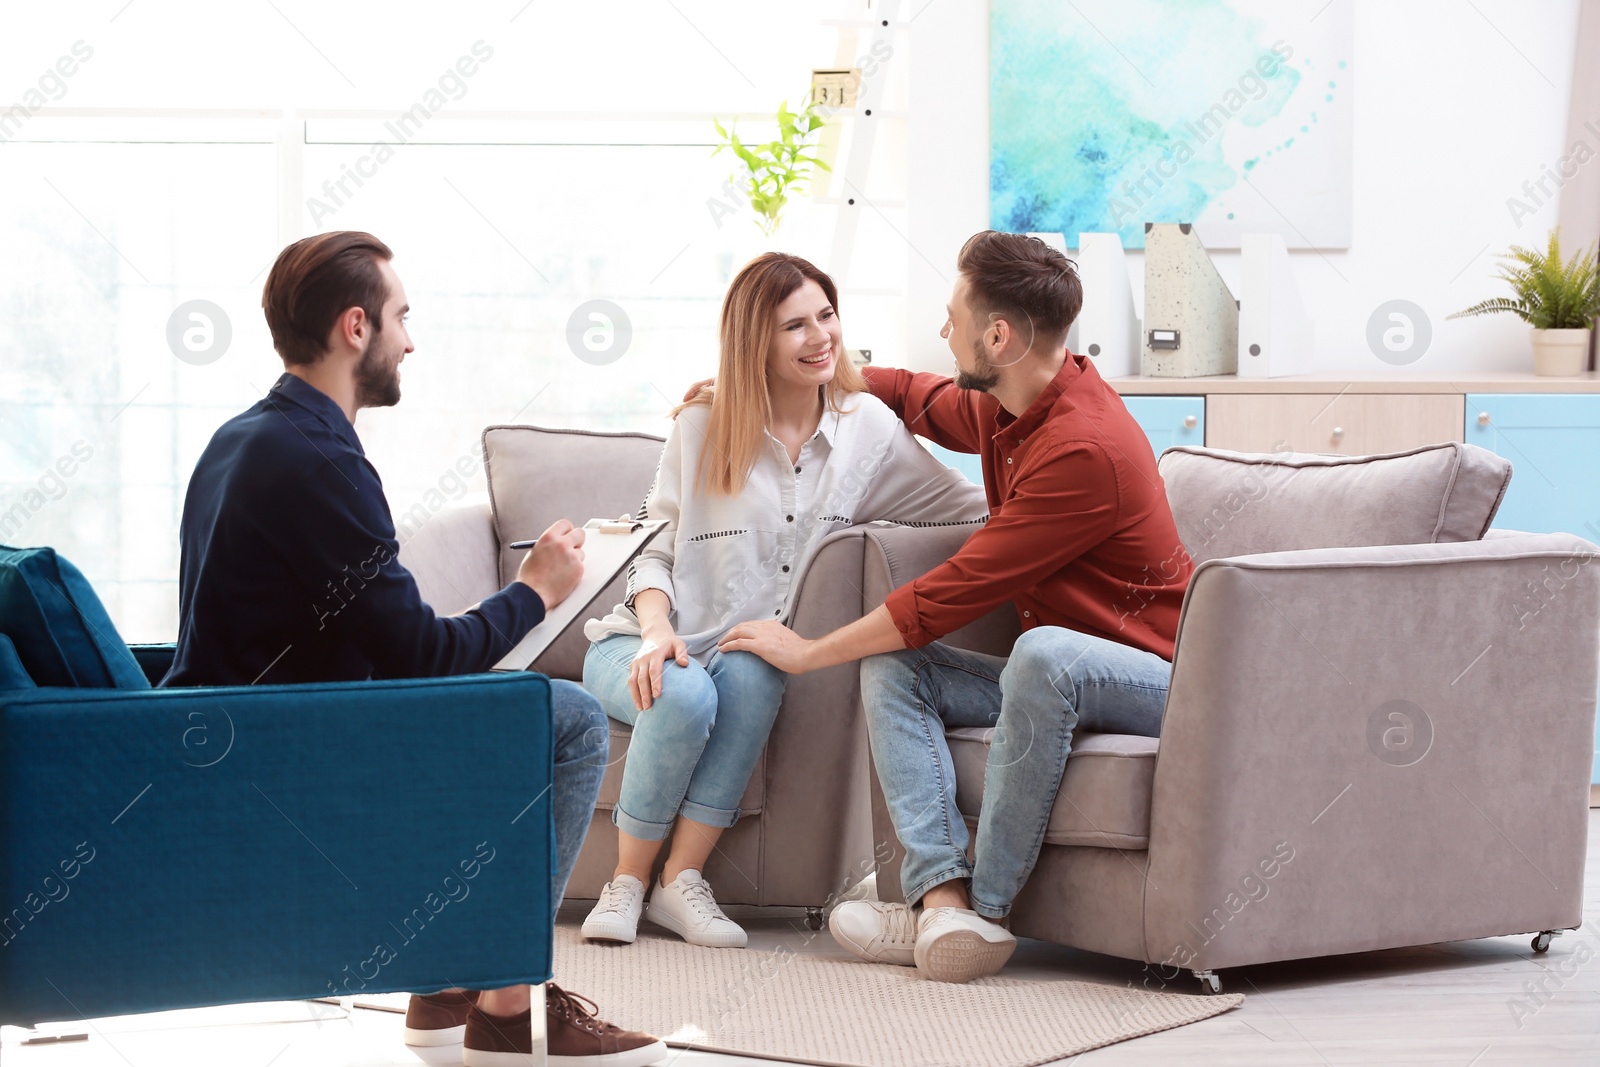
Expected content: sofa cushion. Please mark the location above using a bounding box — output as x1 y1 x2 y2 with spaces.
948 728 1157 849
0 634 36 689
482 426 666 681
0 546 148 689
1157 442 1512 564
594 719 764 816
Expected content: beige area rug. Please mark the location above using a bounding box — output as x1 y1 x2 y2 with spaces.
554 926 1243 1067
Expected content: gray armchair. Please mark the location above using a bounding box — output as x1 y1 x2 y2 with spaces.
863 442 1599 993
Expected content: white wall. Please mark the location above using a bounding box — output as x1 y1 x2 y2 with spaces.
907 0 1582 376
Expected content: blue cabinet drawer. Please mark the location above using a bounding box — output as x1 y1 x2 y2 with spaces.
1467 393 1600 784
1123 395 1206 461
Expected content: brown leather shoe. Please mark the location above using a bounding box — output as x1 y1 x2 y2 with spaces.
403 987 480 1046
462 984 667 1067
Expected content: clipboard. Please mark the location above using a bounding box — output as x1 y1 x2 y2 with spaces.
492 516 668 671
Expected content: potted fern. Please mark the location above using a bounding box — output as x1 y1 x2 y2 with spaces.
713 98 830 238
1451 229 1600 376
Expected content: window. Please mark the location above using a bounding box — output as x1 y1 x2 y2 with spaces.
0 2 908 641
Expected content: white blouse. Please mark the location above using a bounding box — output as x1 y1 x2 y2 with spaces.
584 392 990 661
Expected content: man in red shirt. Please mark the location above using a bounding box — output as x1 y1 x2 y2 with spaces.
720 230 1193 984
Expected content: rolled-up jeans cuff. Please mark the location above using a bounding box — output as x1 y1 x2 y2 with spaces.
969 895 1011 920
902 864 973 909
678 798 739 829
612 804 674 842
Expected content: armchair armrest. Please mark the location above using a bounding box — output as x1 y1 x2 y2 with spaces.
1144 533 1600 970
0 671 556 1026
861 522 1019 657
397 498 501 616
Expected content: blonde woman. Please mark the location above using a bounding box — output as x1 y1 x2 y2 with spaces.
580 253 988 948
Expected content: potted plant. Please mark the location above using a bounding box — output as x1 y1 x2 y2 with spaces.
1451 229 1600 376
713 98 830 238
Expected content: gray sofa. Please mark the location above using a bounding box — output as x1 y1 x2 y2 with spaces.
399 425 885 920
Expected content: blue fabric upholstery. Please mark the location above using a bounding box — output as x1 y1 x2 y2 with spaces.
0 546 148 689
0 670 555 1027
0 635 35 690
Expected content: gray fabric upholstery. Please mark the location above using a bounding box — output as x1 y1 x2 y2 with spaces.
862 523 1022 657
396 497 501 615
1145 534 1599 970
1158 442 1512 564
950 729 1158 848
482 426 665 681
859 517 1600 974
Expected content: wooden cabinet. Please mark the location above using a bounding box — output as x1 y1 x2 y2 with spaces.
1204 393 1464 455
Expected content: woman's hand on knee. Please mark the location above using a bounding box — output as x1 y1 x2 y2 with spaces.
630 628 690 711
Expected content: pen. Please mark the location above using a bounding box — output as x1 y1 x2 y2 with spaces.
508 538 539 550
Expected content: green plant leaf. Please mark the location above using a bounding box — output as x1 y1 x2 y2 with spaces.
1458 228 1600 329
708 95 833 237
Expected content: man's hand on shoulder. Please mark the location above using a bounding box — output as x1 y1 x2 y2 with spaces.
517 519 586 608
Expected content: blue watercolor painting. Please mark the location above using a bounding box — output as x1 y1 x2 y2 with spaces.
990 0 1352 249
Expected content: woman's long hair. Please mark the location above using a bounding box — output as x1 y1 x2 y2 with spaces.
677 252 866 495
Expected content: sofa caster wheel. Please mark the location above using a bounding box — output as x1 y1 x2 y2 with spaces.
1533 930 1561 953
1192 969 1222 995
806 907 825 931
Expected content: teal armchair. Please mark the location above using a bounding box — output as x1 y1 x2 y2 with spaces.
1 618 557 1026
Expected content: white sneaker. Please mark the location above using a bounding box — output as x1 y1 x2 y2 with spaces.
829 900 917 966
645 869 747 948
582 875 646 943
913 907 1016 983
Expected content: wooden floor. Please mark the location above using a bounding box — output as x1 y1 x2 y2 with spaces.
4 811 1596 1066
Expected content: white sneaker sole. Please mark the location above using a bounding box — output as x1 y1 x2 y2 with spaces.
830 922 915 966
464 1035 669 1066
548 1038 670 1067
582 914 640 943
464 1042 542 1067
645 902 747 948
403 1023 465 1046
914 928 1016 983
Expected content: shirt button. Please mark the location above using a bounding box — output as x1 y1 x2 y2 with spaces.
1023 610 1031 618
782 565 790 573
794 466 802 474
786 515 794 522
774 608 781 616
1006 457 1013 464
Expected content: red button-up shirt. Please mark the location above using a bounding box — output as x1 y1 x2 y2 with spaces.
864 355 1192 661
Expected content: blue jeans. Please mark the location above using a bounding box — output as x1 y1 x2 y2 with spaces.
860 626 1171 919
583 635 788 841
544 679 609 923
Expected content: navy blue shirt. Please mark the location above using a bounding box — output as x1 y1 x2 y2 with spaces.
162 373 543 687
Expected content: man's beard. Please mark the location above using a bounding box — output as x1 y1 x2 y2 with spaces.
955 338 1001 392
354 335 401 409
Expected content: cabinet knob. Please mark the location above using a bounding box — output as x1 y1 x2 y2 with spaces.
1331 426 1345 439
1477 412 1491 426
1183 415 1198 429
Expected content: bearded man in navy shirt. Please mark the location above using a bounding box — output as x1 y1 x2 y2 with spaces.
163 231 666 1067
